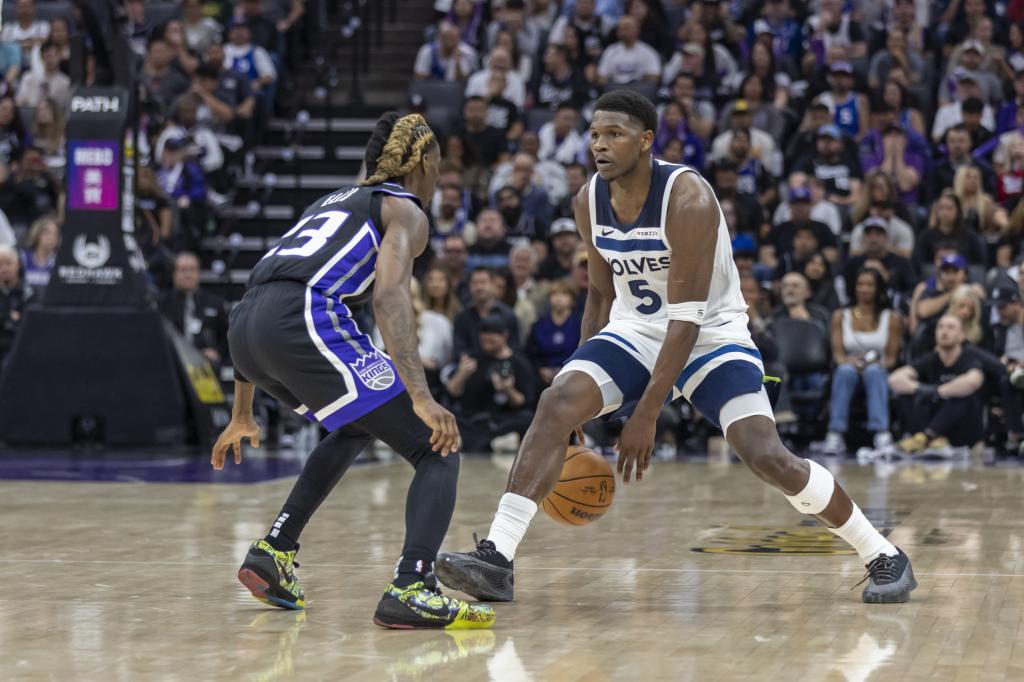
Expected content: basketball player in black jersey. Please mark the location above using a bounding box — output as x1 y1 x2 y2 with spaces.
210 113 494 629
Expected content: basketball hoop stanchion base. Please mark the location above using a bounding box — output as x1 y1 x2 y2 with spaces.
0 88 228 448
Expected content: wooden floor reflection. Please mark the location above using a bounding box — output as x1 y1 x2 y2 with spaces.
6 456 1024 681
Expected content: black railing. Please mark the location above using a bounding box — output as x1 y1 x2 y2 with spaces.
307 0 399 108
245 0 399 220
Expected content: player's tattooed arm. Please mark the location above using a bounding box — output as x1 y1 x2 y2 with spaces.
617 173 718 483
375 196 461 455
374 196 432 403
573 183 615 344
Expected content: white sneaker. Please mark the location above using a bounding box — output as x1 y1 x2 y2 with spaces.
490 432 521 454
873 431 894 451
814 432 846 455
855 446 878 464
653 442 677 461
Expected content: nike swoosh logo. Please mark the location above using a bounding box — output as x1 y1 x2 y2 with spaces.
600 229 613 236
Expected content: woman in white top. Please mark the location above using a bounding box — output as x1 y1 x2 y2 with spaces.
422 266 462 322
816 268 904 455
491 28 532 84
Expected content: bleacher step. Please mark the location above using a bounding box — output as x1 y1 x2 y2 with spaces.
268 118 379 132
235 174 357 189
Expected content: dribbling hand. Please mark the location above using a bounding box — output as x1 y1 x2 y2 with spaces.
211 418 261 470
616 414 656 484
413 398 462 456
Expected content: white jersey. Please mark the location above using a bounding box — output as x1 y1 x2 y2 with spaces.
587 160 748 334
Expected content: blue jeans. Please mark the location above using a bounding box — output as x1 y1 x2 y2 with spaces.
828 363 890 433
788 372 828 421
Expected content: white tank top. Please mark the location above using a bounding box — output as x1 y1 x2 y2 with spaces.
587 160 748 331
841 308 890 356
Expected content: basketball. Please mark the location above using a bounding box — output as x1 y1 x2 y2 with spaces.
542 445 616 526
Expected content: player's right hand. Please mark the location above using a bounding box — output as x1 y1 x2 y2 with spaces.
413 398 461 456
211 419 261 470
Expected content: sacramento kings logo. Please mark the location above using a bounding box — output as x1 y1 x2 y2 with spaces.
350 351 395 390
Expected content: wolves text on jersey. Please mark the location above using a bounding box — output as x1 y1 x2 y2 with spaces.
606 255 671 277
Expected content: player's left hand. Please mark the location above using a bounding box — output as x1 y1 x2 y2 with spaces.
616 414 656 484
211 418 261 470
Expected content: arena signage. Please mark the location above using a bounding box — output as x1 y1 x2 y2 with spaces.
46 87 147 306
0 34 216 447
70 95 121 113
66 140 120 211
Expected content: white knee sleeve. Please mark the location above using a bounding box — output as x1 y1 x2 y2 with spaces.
785 460 835 514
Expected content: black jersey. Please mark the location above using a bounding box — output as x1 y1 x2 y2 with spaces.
247 181 421 303
233 181 422 430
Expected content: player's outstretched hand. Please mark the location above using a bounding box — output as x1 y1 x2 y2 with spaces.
211 418 261 470
413 398 462 456
616 414 656 484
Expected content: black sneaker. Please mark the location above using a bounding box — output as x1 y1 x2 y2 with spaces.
858 547 917 604
435 534 515 602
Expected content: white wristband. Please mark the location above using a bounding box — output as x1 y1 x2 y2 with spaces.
665 301 706 324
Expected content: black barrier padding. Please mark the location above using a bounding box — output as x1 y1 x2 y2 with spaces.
0 308 188 446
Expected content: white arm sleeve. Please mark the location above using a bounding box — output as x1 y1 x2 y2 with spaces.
254 47 277 81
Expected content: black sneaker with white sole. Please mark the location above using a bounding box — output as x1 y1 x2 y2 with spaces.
859 547 917 604
435 534 515 602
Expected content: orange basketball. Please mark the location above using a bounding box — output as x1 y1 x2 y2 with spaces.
542 445 616 526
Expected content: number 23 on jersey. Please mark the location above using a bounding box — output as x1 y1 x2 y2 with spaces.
262 210 352 259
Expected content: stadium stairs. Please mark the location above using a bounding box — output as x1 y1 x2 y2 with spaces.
198 0 434 304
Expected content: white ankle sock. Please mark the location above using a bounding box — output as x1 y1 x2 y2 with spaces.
487 492 537 561
829 504 898 562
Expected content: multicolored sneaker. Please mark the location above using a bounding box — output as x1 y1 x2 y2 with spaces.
237 539 306 610
373 581 496 630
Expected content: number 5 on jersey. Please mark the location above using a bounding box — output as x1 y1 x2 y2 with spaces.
629 278 662 314
263 210 352 259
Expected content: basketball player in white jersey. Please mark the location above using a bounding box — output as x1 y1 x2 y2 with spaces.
436 91 916 604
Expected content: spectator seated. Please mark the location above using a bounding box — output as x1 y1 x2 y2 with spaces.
889 315 986 454
443 315 538 453
813 268 903 456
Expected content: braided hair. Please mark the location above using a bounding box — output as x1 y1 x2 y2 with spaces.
360 112 438 186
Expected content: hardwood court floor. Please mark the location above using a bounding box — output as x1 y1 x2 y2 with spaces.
5 455 1024 681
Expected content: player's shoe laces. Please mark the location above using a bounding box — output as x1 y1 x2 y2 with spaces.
237 539 306 610
435 533 515 602
373 578 496 630
855 547 917 604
